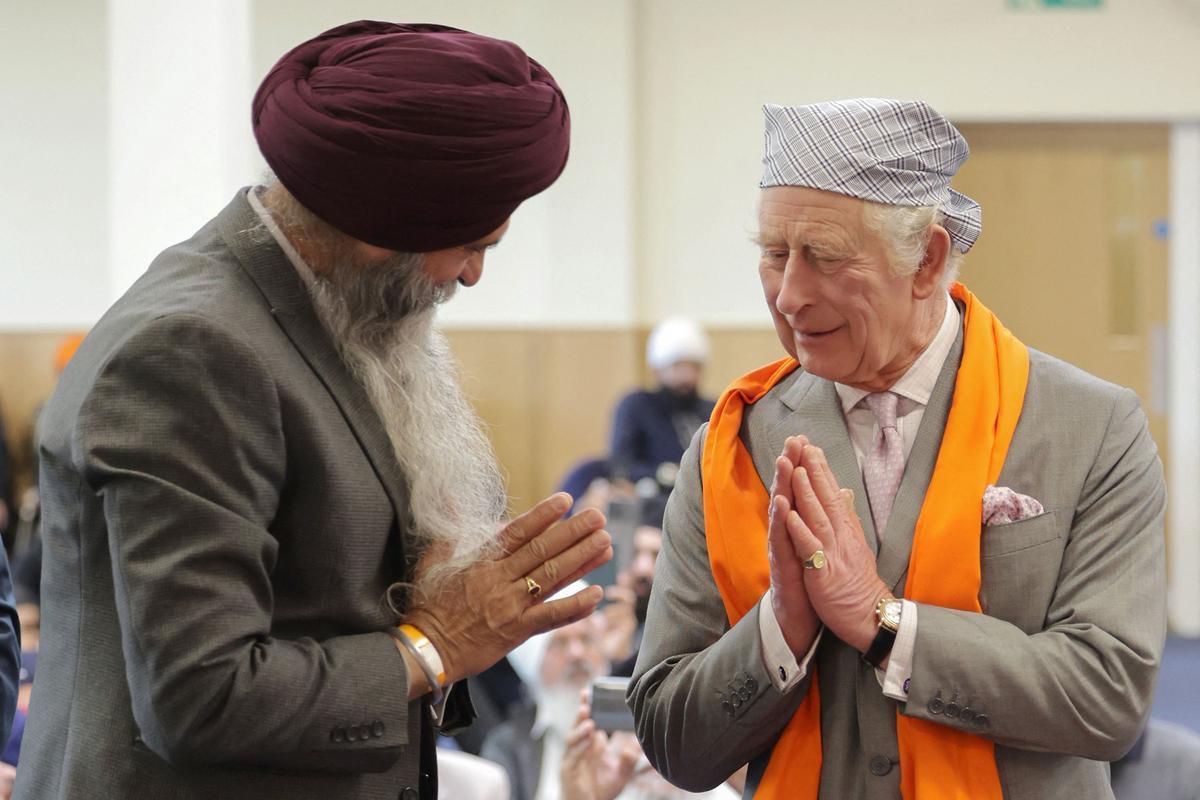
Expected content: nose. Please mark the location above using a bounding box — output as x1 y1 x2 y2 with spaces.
457 253 484 287
775 255 814 317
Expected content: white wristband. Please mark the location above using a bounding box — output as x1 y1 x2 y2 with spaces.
392 624 446 705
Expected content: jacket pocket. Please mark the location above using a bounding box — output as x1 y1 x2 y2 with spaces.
980 510 1065 633
980 509 1060 559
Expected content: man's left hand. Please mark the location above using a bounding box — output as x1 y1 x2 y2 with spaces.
784 445 889 653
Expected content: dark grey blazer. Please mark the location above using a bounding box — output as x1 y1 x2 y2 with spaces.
15 191 471 800
630 316 1167 799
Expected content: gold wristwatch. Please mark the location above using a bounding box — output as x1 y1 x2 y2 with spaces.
863 596 903 668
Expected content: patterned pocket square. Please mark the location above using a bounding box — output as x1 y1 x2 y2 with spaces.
982 485 1045 526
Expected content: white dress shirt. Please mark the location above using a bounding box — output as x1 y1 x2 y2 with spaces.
760 294 959 701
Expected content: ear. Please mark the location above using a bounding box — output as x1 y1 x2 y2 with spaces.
912 224 952 300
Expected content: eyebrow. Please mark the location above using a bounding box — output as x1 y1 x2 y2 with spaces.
749 232 785 248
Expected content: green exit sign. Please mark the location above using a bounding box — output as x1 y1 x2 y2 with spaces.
1009 0 1103 8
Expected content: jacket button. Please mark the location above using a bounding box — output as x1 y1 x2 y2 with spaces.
400 788 419 800
372 720 386 738
731 695 743 709
959 707 975 723
974 714 990 729
869 755 892 776
359 724 372 740
346 726 359 742
330 727 346 743
746 677 758 693
927 697 944 715
944 702 961 718
721 700 734 716
737 687 751 701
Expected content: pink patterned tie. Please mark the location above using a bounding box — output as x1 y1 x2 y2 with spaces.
863 392 904 536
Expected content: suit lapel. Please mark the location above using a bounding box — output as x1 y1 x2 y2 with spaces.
876 319 965 592
763 371 880 555
214 191 413 537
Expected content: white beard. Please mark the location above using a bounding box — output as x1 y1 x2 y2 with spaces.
306 254 508 591
535 682 590 739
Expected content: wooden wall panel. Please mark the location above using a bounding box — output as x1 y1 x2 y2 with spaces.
0 327 779 507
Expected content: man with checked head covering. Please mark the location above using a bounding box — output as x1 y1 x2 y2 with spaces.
630 98 1165 798
19 21 612 800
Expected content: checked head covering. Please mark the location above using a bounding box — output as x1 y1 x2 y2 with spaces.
761 98 981 253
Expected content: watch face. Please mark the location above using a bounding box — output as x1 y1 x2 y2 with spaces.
882 601 903 627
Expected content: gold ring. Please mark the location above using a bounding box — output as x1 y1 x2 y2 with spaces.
525 576 543 598
802 550 827 570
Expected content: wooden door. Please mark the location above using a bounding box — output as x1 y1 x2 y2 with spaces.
952 124 1170 470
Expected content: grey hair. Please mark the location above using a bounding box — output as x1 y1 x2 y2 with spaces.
861 201 963 289
256 171 427 276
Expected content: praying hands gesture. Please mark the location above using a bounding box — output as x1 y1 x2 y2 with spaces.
403 493 613 689
769 436 891 655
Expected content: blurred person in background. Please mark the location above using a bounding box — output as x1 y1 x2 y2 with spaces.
17 21 613 800
629 99 1166 799
488 584 739 800
0 535 17 797
604 514 665 677
610 318 715 485
1110 719 1200 800
560 695 741 800
0 413 10 551
485 602 615 800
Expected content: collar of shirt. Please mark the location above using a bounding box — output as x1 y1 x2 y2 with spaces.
245 186 320 291
833 293 960 415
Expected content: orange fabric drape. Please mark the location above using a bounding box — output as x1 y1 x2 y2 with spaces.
702 284 1028 799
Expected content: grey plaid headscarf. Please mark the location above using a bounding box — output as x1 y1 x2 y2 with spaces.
760 98 982 253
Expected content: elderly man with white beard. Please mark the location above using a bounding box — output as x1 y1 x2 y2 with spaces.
16 21 609 800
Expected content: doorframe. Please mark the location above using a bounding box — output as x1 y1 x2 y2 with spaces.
1169 122 1200 637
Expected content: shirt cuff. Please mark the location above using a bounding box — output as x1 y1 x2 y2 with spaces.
431 683 454 728
758 589 822 693
876 600 918 701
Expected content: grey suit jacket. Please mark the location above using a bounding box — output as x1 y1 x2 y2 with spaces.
16 191 471 800
629 316 1167 799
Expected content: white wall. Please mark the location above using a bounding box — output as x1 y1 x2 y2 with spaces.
4 0 1200 329
0 1 110 330
637 0 1200 324
251 0 638 327
108 0 256 301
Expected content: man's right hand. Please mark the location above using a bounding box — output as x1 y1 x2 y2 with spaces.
768 436 821 657
561 690 642 800
404 492 613 686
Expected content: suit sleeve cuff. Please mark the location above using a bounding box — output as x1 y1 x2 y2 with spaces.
758 589 822 693
877 599 918 700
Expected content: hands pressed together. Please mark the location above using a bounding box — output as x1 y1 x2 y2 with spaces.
768 436 892 658
404 493 613 687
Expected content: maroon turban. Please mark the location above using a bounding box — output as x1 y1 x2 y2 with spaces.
252 21 570 252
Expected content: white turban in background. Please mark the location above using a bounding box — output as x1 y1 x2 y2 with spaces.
646 317 710 371
507 580 592 688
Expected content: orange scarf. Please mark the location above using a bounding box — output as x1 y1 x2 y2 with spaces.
701 283 1028 799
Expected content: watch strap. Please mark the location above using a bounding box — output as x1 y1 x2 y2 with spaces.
863 623 898 668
